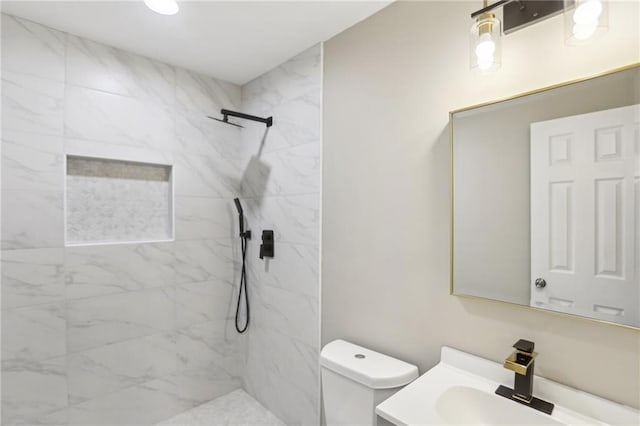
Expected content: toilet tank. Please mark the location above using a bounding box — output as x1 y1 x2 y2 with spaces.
321 340 419 426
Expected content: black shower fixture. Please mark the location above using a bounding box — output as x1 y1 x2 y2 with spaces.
233 197 251 334
208 109 273 128
259 230 274 260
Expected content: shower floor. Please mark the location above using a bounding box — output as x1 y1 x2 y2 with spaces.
155 389 285 426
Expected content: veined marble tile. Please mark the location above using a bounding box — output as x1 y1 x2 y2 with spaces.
175 320 243 378
1 358 68 425
64 85 175 152
236 153 271 200
238 121 280 161
244 357 318 426
246 323 318 404
175 197 235 241
65 242 177 299
67 286 174 352
1 302 66 362
174 153 242 198
66 35 176 106
250 283 318 349
270 92 321 148
65 137 175 166
150 369 241 412
175 111 243 159
242 93 321 156
1 14 65 81
242 44 321 108
155 389 283 426
64 240 238 300
67 332 177 405
241 141 320 198
176 280 235 327
36 407 68 426
66 375 193 426
1 188 64 250
1 131 64 191
2 70 64 136
239 111 309 157
171 239 238 284
241 45 321 162
246 195 319 246
1 248 65 309
247 242 318 299
176 68 241 115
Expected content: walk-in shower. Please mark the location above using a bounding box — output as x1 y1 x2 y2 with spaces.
0 6 321 421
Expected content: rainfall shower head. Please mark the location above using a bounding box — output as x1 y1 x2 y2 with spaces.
207 115 244 128
208 109 273 128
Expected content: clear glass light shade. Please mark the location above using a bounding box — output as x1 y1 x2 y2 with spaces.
144 0 179 15
564 0 608 44
470 14 502 73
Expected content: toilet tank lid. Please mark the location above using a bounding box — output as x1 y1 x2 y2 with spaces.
320 340 419 389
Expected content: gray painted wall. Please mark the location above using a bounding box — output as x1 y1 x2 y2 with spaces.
322 0 640 409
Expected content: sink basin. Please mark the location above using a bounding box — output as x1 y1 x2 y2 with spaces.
376 347 639 426
436 386 562 425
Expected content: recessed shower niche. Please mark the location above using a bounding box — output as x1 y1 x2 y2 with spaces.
65 155 174 245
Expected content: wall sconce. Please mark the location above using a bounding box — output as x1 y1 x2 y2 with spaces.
470 0 607 72
470 4 502 72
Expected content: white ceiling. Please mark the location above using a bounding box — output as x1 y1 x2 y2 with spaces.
1 1 392 85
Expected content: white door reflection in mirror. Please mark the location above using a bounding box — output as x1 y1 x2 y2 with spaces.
530 105 640 326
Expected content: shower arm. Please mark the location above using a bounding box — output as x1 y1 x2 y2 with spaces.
221 109 273 127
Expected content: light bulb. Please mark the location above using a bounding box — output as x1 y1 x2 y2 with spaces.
573 0 602 25
571 0 602 40
144 0 179 15
477 56 495 71
573 21 598 40
475 33 496 61
469 12 501 72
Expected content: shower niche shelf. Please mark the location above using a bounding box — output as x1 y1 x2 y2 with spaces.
65 155 174 246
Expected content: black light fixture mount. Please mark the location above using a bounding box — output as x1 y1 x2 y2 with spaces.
471 0 565 34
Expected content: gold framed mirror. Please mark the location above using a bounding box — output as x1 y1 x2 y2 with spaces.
450 63 640 330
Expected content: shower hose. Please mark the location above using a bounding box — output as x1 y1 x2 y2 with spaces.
235 232 249 333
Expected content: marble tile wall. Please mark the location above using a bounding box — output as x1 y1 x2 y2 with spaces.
2 13 322 426
1 14 246 425
239 45 322 426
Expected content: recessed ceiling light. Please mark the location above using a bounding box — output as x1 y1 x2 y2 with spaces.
144 0 179 16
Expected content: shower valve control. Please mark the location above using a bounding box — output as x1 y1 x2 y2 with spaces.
260 230 274 260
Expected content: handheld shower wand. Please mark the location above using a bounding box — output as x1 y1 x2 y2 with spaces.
233 198 250 333
234 198 250 238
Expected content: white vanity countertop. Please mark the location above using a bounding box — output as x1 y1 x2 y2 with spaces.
375 347 640 426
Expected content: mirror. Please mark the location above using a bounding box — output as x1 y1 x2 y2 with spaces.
451 64 640 328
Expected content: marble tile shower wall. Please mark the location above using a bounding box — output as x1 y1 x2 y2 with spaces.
1 14 247 425
240 45 322 426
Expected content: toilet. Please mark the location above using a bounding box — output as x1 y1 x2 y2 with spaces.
320 340 419 426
